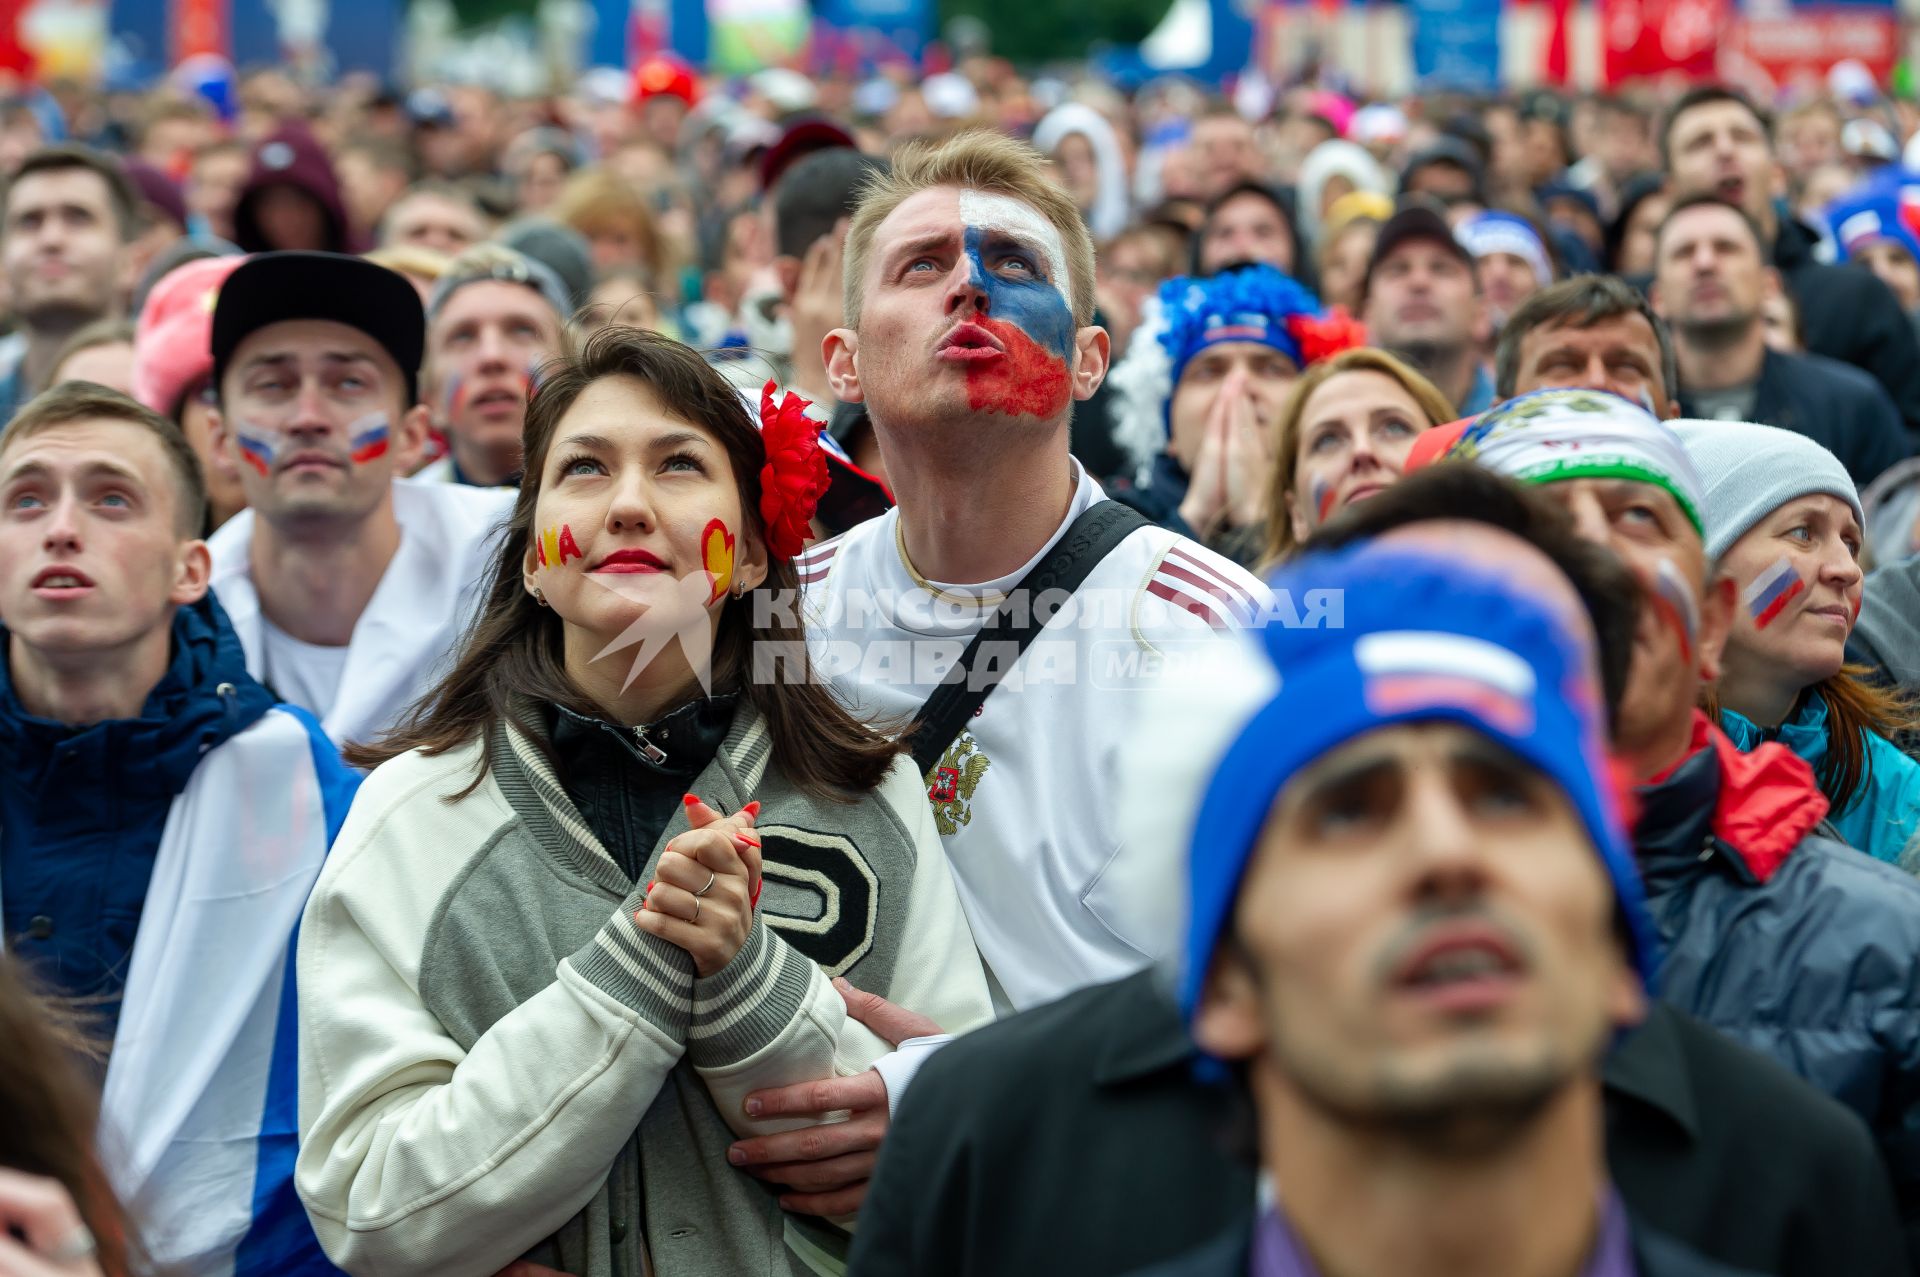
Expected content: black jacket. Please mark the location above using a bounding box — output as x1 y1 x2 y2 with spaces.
1635 717 1920 1260
1773 216 1920 443
1679 347 1911 487
1121 1216 1766 1277
846 969 1908 1277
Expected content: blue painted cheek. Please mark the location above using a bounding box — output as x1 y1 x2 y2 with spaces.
963 228 1075 359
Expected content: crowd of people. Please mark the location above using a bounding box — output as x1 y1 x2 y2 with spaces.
2 49 1920 1277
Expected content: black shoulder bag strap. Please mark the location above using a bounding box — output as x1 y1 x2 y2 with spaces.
906 499 1151 777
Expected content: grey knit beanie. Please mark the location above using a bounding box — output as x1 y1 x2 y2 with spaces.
1670 419 1865 562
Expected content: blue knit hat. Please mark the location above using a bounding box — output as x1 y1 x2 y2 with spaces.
1157 264 1330 408
1175 542 1659 1023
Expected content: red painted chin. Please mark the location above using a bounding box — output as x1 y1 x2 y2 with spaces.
960 318 1071 418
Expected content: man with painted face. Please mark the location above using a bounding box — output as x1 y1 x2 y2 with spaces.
0 382 358 1275
730 130 1268 1217
1430 388 1920 1253
1137 540 1744 1277
205 251 513 749
415 244 573 488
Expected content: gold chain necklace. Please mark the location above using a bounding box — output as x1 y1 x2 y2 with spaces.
894 516 1008 607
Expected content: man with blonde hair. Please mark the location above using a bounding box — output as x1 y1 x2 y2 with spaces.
726 128 1268 1221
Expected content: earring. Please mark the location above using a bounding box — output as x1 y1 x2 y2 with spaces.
732 581 748 599
534 587 547 607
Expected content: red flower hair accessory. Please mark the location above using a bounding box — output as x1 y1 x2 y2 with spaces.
758 380 832 560
1286 307 1368 366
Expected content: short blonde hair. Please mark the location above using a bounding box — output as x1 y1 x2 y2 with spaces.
1261 347 1457 566
844 130 1096 330
364 244 453 284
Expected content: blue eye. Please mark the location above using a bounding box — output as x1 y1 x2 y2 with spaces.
99 492 130 508
1785 525 1812 541
10 493 43 511
563 454 604 477
663 451 705 474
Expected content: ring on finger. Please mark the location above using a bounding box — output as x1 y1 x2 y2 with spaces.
46 1224 96 1264
695 870 717 897
692 896 701 923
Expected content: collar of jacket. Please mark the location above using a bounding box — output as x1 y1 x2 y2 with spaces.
1598 1001 1699 1142
0 592 275 799
1636 710 1829 885
492 693 772 895
550 692 738 781
1719 693 1830 774
1091 967 1202 1085
1769 212 1821 270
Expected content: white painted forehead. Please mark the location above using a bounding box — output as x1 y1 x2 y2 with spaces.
957 189 1072 300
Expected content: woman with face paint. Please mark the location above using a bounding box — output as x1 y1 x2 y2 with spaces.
1259 347 1458 566
1675 418 1920 869
294 328 993 1277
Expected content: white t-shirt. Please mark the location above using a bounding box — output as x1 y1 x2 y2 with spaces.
801 461 1268 1010
260 619 351 721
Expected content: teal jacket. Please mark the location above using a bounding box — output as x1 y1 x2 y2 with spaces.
1722 694 1920 867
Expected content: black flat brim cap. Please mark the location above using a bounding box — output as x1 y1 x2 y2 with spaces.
211 252 425 406
1365 204 1474 286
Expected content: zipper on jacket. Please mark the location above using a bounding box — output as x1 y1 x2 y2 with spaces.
632 723 668 765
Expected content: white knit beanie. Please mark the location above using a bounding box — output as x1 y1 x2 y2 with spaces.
1670 419 1865 563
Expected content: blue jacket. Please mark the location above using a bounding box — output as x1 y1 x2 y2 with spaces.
1638 714 1920 1257
0 592 277 1029
1720 693 1920 867
0 594 356 1277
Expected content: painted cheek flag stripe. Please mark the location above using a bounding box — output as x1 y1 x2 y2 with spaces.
1651 558 1700 663
348 419 390 464
237 435 274 477
1743 555 1805 629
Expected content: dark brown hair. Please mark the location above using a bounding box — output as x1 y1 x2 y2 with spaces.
346 326 900 797
3 381 208 536
0 959 134 1277
1494 273 1678 404
5 144 141 240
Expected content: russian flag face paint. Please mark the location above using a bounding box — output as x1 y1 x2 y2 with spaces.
233 424 278 477
1742 555 1805 630
1646 557 1700 662
1311 477 1336 524
954 190 1075 419
347 413 391 465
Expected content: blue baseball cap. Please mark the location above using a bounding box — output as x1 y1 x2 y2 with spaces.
1174 541 1659 1022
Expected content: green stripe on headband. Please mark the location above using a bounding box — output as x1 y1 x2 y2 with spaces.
1510 457 1707 539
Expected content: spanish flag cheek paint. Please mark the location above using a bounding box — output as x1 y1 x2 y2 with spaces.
701 518 736 603
535 524 584 569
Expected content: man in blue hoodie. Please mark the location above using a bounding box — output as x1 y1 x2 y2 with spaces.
0 380 357 1275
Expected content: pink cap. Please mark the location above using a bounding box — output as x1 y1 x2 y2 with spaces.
132 255 247 417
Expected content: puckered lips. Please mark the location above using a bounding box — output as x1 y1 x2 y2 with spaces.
935 321 1007 363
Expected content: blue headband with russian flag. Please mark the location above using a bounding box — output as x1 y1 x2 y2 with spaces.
1177 543 1660 1024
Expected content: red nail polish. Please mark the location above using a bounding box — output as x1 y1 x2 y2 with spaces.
735 834 761 848
683 794 701 808
750 880 762 909
743 801 761 816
